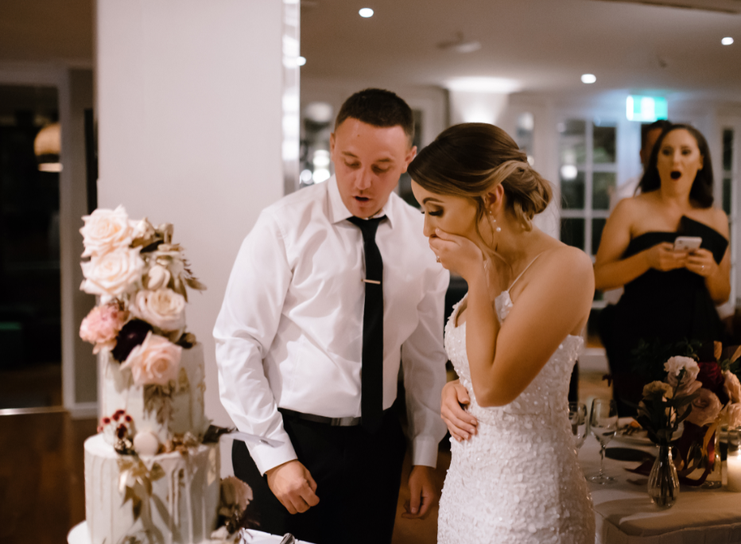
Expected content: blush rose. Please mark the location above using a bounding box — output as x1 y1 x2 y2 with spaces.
120 332 182 386
685 388 723 427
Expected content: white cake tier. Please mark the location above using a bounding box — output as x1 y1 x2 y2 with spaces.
100 343 210 444
84 434 220 544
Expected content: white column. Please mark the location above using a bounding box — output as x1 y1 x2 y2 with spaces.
96 0 291 425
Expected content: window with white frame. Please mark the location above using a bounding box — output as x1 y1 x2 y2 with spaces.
558 119 617 266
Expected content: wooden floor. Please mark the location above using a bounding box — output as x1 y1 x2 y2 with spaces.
0 410 97 544
0 370 611 544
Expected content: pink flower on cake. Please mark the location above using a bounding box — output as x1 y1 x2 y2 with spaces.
80 247 144 299
80 206 134 257
79 304 127 353
685 388 723 427
724 370 741 404
130 288 186 332
120 332 182 386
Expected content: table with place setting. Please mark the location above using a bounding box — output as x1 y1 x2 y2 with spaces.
576 412 741 544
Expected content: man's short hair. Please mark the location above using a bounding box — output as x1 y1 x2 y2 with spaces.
641 120 672 150
335 88 415 145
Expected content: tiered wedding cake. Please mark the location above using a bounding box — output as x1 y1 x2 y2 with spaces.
78 207 249 544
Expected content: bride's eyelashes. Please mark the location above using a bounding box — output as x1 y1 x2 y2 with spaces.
420 209 443 217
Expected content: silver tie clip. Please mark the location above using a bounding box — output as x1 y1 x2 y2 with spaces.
362 279 381 284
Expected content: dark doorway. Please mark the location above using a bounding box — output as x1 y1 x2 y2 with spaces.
0 85 62 409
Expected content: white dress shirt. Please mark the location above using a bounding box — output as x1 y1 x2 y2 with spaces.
214 175 449 475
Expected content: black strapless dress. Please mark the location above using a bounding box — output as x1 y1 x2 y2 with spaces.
599 216 729 416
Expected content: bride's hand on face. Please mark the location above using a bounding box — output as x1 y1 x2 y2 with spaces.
429 228 485 281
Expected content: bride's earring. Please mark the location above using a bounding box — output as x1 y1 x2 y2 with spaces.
488 211 502 233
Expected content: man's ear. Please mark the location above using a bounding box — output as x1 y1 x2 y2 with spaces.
329 132 336 155
401 146 417 173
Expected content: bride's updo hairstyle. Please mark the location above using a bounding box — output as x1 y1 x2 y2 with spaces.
407 123 552 233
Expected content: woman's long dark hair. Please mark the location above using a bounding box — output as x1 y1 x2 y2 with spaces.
638 124 714 208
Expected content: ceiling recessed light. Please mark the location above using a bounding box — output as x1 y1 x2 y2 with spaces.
581 73 597 84
722 37 734 46
359 8 374 18
297 56 307 66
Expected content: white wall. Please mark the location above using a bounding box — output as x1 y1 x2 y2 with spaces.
96 0 287 426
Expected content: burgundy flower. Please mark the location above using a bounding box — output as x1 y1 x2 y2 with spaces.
697 362 728 404
116 424 127 439
102 417 111 424
111 319 153 362
125 415 132 423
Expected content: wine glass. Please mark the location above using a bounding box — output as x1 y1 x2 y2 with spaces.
589 398 618 484
568 402 588 454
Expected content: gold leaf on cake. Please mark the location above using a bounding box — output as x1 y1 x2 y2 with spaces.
177 367 190 393
143 383 174 427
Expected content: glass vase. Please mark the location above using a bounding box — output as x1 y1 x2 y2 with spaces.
648 445 679 508
701 423 722 489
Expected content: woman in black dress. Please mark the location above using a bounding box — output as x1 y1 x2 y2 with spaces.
595 124 730 416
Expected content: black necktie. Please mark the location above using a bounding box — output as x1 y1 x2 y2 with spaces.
347 216 385 433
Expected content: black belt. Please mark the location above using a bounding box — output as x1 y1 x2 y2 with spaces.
279 408 364 427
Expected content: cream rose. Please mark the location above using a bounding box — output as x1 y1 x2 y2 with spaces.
80 248 144 299
643 381 674 399
80 206 134 257
130 288 185 332
120 332 181 386
685 388 723 427
724 371 741 404
725 403 741 428
664 356 700 387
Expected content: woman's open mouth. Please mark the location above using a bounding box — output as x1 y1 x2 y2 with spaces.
670 171 681 180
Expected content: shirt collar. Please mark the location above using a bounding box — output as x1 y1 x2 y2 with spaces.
327 174 395 227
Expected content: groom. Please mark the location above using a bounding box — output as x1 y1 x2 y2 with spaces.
214 89 449 544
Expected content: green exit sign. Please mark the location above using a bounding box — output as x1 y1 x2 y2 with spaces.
626 96 668 122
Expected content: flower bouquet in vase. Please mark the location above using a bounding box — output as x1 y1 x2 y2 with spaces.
634 358 699 507
671 342 741 488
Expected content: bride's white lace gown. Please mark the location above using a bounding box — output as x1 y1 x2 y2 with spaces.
438 290 595 544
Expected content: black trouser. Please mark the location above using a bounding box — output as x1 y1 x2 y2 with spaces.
232 408 407 544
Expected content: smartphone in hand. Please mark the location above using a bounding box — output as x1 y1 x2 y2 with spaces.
674 236 702 251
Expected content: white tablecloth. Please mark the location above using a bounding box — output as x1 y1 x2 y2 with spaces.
68 521 309 544
580 435 741 544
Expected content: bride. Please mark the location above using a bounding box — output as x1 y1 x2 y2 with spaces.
407 123 595 544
